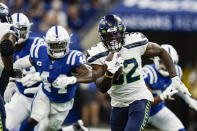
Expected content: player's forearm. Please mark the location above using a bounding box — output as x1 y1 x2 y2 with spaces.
1 55 13 71
159 48 177 77
76 72 93 83
151 96 162 106
95 72 113 93
14 55 32 69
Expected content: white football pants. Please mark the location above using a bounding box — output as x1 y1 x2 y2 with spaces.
31 87 74 131
149 106 185 131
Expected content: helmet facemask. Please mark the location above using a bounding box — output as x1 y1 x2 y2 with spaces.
100 26 125 52
15 24 31 44
46 40 69 59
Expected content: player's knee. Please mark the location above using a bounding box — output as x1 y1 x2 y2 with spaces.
0 40 14 57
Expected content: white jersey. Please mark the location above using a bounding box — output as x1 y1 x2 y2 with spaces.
87 32 154 107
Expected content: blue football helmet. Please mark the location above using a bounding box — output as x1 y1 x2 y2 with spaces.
98 15 126 51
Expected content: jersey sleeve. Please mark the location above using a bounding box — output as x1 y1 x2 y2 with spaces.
175 64 183 79
30 37 45 54
30 44 46 63
125 32 149 56
66 50 86 68
85 44 105 65
142 65 158 89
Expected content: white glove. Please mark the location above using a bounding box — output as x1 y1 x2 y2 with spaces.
171 76 191 96
52 75 77 89
176 90 197 111
4 82 17 103
160 85 178 100
105 52 123 74
21 72 43 87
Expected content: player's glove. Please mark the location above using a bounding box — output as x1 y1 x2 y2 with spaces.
7 69 23 78
20 72 43 87
52 75 77 89
4 81 17 103
171 76 191 96
160 85 178 101
105 52 123 74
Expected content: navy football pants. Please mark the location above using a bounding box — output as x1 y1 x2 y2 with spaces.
110 99 151 131
0 95 6 131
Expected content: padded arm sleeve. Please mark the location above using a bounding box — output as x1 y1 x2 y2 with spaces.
0 40 14 57
14 55 32 70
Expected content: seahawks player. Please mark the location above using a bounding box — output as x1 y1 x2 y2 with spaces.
0 3 22 131
143 44 197 131
14 26 92 131
86 15 190 131
4 13 44 130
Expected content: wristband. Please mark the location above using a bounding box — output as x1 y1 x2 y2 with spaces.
104 72 114 79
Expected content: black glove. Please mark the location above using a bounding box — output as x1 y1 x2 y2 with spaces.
7 69 23 78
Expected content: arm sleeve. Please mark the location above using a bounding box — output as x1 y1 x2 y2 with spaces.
13 55 32 70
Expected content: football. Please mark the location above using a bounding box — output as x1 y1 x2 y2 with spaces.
104 52 122 79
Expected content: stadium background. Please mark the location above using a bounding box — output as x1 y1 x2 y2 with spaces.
1 0 197 131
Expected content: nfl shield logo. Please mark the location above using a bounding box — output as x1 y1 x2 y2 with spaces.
49 65 53 69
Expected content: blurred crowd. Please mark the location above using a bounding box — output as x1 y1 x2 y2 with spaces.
1 0 113 37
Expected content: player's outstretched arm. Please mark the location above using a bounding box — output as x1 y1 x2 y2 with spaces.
75 64 93 83
92 64 114 93
144 42 177 78
0 33 18 77
14 55 33 70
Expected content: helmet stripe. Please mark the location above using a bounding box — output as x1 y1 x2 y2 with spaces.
55 26 58 38
17 13 19 22
167 47 171 54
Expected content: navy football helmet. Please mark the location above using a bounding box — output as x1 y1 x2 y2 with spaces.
99 15 126 51
0 3 12 23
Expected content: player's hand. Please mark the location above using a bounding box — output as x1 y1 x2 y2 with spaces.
52 75 77 88
171 76 191 96
21 72 43 87
160 85 178 100
105 52 123 74
7 69 23 78
4 82 17 103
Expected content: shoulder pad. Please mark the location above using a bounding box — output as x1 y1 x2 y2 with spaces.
86 42 109 64
30 44 46 59
66 50 86 66
124 32 148 48
143 65 158 85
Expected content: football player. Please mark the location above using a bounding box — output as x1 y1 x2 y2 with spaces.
0 3 22 131
86 15 190 131
143 44 197 131
3 13 44 130
14 26 92 131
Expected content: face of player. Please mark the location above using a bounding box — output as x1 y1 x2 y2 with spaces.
102 31 124 52
47 41 68 59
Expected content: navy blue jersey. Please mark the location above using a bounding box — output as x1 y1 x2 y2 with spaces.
142 64 182 116
14 37 44 98
30 45 86 103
